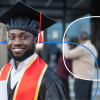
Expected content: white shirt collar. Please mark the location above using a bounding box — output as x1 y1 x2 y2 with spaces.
10 53 36 69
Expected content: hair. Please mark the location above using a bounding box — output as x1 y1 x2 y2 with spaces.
6 15 39 37
78 31 89 41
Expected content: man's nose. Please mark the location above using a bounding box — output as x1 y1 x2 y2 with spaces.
13 37 22 45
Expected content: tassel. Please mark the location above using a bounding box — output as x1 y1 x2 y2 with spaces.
38 29 43 43
38 12 43 43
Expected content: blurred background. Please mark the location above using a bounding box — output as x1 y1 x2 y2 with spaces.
0 0 100 100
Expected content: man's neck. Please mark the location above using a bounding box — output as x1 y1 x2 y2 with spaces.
15 61 21 69
14 52 36 69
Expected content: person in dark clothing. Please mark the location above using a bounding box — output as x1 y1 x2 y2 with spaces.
56 54 72 100
55 48 62 64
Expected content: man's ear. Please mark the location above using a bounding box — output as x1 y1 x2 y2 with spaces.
34 37 38 45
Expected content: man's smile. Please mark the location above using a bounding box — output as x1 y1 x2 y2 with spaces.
12 48 25 53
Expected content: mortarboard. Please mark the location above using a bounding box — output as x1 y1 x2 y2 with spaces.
0 1 56 43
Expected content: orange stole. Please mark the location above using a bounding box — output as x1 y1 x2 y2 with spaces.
0 62 12 82
0 54 48 100
14 55 47 100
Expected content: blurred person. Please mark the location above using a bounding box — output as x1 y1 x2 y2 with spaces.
63 31 98 100
55 48 62 63
0 1 68 100
47 49 50 63
56 54 72 100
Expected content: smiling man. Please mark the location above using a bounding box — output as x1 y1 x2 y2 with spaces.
0 1 67 100
8 29 36 69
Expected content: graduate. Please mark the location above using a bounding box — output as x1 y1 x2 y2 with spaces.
0 1 67 100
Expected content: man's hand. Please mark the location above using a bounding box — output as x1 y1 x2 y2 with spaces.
64 38 71 49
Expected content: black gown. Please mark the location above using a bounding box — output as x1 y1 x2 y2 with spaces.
7 67 68 100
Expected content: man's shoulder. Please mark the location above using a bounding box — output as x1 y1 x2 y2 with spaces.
85 41 97 52
41 67 61 87
1 62 11 69
44 67 60 80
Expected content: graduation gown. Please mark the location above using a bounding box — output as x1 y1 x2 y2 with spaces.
0 54 67 100
7 67 67 100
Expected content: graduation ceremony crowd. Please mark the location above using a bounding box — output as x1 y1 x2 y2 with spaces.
0 1 98 100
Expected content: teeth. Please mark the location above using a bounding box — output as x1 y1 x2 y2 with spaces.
13 48 23 52
15 49 22 50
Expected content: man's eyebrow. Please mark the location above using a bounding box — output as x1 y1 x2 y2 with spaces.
20 32 27 34
20 32 31 35
8 33 15 35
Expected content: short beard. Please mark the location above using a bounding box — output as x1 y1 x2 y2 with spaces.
8 44 35 61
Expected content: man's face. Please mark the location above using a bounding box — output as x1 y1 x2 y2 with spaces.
7 29 38 61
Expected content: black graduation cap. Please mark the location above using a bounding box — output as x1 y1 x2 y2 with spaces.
0 1 56 43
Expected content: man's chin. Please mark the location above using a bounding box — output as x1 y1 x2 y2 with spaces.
11 52 34 61
12 56 26 61
8 45 35 61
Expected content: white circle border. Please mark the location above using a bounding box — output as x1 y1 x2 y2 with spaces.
63 16 100 81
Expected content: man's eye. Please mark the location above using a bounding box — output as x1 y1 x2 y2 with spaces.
22 36 27 39
9 36 14 39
